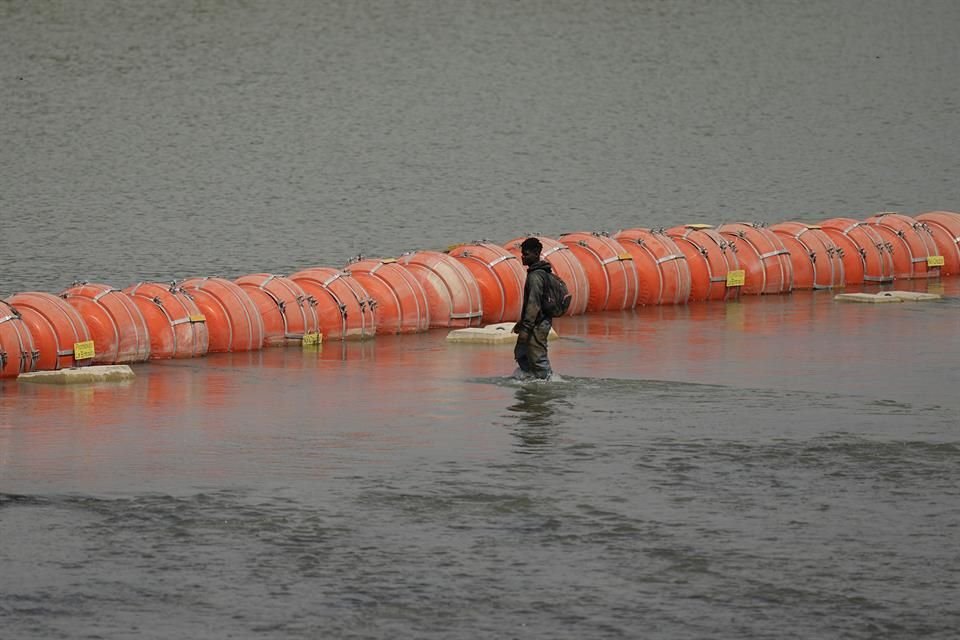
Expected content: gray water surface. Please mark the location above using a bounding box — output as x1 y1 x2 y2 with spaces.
2 0 959 293
3 287 959 639
2 1 960 638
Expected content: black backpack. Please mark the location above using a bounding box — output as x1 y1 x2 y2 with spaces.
541 271 572 318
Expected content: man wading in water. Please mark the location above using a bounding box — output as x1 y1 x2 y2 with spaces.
512 237 554 380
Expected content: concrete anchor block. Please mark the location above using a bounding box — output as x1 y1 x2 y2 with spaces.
18 365 136 384
446 322 559 344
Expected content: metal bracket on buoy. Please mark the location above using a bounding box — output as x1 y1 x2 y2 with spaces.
657 254 684 264
759 249 790 260
542 245 563 258
487 255 514 268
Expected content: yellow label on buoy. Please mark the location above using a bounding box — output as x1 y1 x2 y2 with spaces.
726 270 746 287
927 255 945 267
73 340 96 360
618 253 633 261
188 314 206 323
380 258 397 264
684 223 713 230
301 332 321 346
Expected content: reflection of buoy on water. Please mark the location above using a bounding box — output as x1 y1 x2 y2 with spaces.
344 258 431 334
558 232 638 311
0 299 38 377
61 282 151 364
503 236 590 315
5 291 93 371
447 242 526 324
665 224 742 302
234 274 319 346
613 228 692 305
397 250 483 328
124 282 209 359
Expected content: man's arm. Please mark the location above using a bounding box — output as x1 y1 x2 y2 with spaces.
517 271 544 334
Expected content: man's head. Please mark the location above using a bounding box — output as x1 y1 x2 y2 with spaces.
520 237 542 266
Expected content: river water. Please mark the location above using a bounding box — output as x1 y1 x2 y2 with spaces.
2 1 959 638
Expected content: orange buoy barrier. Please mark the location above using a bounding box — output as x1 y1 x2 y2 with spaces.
716 223 793 295
447 243 526 323
179 277 265 353
862 212 941 279
124 282 209 359
5 292 93 371
665 224 742 302
818 217 894 285
769 223 845 290
396 251 483 328
612 228 691 305
557 232 638 311
60 282 151 364
0 300 38 378
503 236 590 315
288 267 376 340
915 211 960 276
344 258 430 334
235 274 319 346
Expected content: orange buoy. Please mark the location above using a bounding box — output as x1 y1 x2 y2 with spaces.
503 236 590 315
447 243 526 323
289 267 376 340
124 282 209 359
60 282 151 364
819 218 894 285
612 228 691 305
717 223 793 295
0 300 38 377
234 274 320 346
557 232 638 311
915 211 960 276
5 292 93 371
179 277 265 353
769 222 845 290
396 250 483 328
344 258 430 334
862 212 941 279
665 224 741 302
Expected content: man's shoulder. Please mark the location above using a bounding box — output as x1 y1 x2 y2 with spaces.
528 268 550 282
